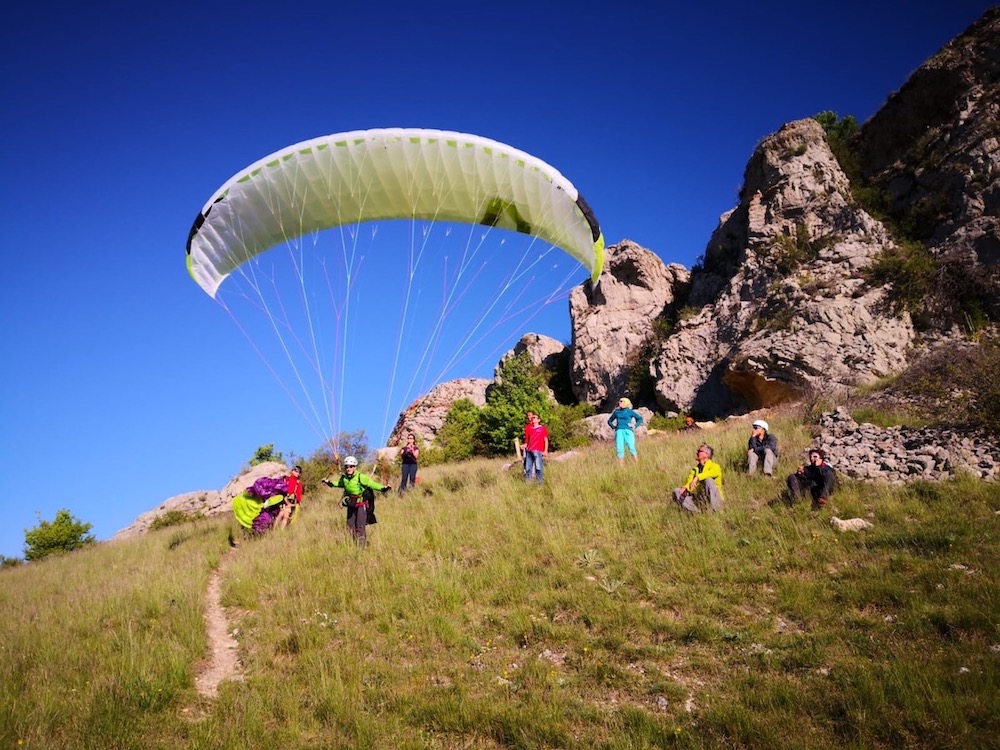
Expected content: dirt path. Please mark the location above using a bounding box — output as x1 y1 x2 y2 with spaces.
194 551 244 698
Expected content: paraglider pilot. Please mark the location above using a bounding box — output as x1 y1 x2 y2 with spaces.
322 456 389 546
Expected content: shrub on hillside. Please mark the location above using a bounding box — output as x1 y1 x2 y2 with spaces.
249 443 284 466
149 509 203 531
424 399 483 464
546 402 596 450
427 352 597 461
296 430 373 489
814 111 999 331
864 242 999 330
886 335 1000 434
863 240 936 316
24 509 96 562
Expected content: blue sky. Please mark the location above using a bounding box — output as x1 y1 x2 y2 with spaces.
1 0 991 559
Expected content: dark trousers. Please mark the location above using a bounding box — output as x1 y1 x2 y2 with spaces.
399 463 418 491
787 473 824 506
347 504 368 546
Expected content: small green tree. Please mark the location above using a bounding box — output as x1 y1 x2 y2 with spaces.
24 509 96 562
814 110 859 144
478 400 530 456
326 429 372 466
250 443 284 466
430 399 483 462
477 353 553 455
546 402 596 450
294 430 374 491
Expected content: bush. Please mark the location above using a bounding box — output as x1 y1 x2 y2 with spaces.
864 242 1000 330
24 509 96 562
427 352 598 461
885 335 1000 435
249 443 285 466
296 430 374 489
425 399 483 464
478 400 529 456
546 402 596 451
863 240 936 316
814 111 859 144
648 413 688 432
148 509 202 531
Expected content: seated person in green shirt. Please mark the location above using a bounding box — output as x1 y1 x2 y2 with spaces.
673 444 724 513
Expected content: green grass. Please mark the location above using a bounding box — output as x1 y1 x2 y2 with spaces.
2 413 999 748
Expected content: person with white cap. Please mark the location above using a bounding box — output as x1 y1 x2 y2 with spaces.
747 419 778 476
322 456 389 546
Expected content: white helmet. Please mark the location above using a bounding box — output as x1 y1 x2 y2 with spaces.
752 419 769 431
343 455 359 467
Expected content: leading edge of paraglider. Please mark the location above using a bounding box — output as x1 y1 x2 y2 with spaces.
185 128 606 295
573 190 605 285
589 231 605 285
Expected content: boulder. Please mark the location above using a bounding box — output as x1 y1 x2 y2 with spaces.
583 407 656 441
569 240 688 411
387 377 491 447
112 461 289 540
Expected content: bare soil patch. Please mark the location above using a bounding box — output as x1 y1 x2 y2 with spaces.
194 550 244 698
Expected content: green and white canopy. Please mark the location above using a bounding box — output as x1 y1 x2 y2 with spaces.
186 128 604 297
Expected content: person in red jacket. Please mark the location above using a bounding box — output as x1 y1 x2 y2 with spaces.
276 465 304 527
523 411 549 483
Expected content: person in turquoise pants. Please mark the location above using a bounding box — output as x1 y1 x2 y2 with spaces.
607 397 643 465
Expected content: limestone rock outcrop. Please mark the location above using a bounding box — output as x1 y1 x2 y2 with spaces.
582 407 655 442
652 118 914 416
858 8 1000 271
493 333 567 379
385 10 999 430
570 240 689 411
387 377 490 446
813 407 999 483
112 461 289 540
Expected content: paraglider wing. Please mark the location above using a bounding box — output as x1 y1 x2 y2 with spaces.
186 128 604 297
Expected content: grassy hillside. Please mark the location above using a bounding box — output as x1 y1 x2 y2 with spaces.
3 414 998 749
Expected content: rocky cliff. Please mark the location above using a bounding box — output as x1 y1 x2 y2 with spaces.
390 8 999 436
858 7 1000 270
649 117 915 416
569 240 688 412
588 8 998 419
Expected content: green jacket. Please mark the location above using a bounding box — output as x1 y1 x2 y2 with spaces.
683 459 724 497
323 472 386 497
